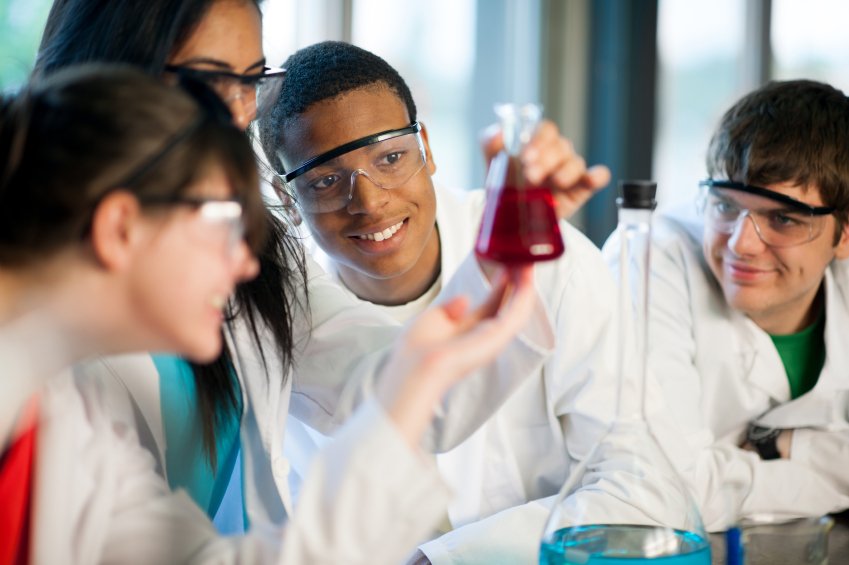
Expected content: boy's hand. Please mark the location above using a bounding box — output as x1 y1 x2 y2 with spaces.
481 120 611 219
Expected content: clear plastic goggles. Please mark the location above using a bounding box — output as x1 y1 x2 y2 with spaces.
697 179 835 247
279 123 427 213
143 196 246 258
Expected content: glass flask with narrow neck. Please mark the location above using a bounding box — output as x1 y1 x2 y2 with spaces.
475 103 564 264
539 181 710 565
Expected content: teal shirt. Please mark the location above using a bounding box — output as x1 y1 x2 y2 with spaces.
152 355 243 523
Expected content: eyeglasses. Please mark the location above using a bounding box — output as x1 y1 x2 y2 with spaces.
697 179 836 247
141 195 246 258
278 123 427 213
164 65 285 119
84 81 247 256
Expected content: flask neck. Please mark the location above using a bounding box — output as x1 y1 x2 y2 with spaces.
495 103 541 156
615 207 652 423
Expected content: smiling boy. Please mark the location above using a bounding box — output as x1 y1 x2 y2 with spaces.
605 80 849 528
258 41 627 563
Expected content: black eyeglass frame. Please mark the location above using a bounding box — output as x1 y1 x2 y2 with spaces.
698 179 836 215
281 122 423 183
164 65 287 86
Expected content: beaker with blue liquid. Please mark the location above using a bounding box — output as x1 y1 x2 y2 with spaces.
539 181 711 565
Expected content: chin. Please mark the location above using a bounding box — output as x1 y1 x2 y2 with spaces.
182 335 223 364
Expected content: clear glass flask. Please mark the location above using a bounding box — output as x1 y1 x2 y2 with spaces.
539 181 710 565
475 103 564 264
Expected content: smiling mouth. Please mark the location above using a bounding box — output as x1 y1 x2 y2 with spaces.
354 220 405 242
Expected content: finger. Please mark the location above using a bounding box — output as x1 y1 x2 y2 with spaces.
478 123 503 166
522 120 562 162
454 264 533 335
525 136 582 186
441 295 470 322
503 263 533 288
441 270 536 373
584 164 612 190
458 271 510 328
551 164 612 219
544 150 587 190
556 164 611 193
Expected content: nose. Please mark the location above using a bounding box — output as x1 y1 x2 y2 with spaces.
345 171 390 214
227 91 256 131
231 239 260 283
728 212 766 254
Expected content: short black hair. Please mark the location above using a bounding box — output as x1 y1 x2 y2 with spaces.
258 40 417 174
707 79 849 232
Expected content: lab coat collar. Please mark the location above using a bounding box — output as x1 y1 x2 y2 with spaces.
755 264 849 428
225 315 293 528
432 185 467 284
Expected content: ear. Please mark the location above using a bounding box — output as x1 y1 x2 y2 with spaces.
89 190 143 272
834 219 849 260
418 121 438 175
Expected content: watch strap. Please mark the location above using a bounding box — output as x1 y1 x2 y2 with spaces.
747 424 782 460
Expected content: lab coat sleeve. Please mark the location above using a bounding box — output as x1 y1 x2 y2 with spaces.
604 224 849 531
419 223 668 565
790 428 849 492
71 375 448 564
288 253 554 452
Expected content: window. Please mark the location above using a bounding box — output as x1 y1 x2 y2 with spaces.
772 0 849 93
0 0 52 90
654 0 747 209
351 0 478 190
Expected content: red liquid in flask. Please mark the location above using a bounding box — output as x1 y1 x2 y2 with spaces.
475 183 564 264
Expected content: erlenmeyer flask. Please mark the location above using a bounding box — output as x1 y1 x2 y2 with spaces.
475 103 564 264
539 181 710 564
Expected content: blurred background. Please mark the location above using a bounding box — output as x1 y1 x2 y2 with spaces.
3 0 848 244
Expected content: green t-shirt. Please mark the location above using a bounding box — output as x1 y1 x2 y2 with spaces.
769 313 826 399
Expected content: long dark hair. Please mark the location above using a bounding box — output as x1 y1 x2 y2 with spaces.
34 0 306 468
0 65 265 263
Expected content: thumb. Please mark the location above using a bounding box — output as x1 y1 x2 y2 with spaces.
478 123 503 167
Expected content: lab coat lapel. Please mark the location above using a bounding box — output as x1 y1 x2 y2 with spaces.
432 186 479 284
105 354 167 475
738 314 791 404
226 316 292 531
757 266 849 428
32 376 99 564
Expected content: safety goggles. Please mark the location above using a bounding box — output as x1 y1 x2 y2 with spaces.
141 195 245 258
164 65 285 119
278 123 427 213
697 179 835 247
94 79 247 258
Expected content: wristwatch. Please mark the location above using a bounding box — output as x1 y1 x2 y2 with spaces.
747 423 782 460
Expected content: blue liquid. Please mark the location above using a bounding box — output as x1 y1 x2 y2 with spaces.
540 525 711 565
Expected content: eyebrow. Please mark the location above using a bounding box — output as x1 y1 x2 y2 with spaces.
712 190 812 214
172 56 267 74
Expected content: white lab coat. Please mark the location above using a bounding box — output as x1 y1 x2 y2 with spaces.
0 315 449 564
603 202 849 530
78 233 555 539
295 186 644 564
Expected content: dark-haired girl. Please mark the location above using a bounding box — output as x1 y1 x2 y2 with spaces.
0 65 537 564
35 0 556 541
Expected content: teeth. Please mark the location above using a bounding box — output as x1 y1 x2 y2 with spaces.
357 221 404 241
